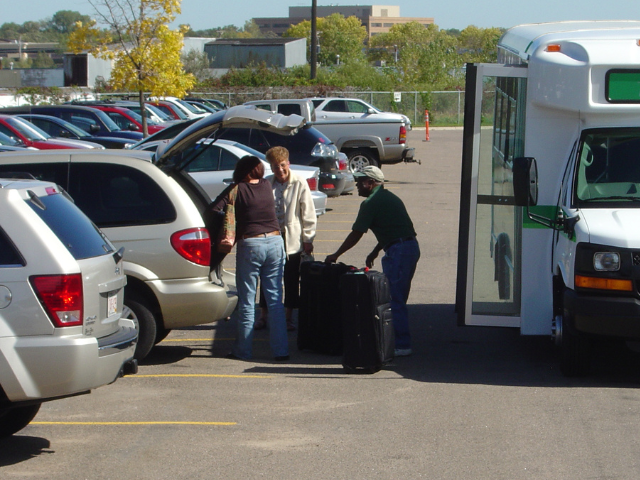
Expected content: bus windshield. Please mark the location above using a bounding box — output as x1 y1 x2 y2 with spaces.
575 129 640 205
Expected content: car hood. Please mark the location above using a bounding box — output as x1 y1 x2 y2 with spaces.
155 105 306 172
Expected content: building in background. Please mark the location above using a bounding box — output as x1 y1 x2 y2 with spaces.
204 37 307 72
254 5 434 38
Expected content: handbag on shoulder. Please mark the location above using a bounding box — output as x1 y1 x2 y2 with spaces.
217 185 238 253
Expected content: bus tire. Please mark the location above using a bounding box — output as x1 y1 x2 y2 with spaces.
559 308 591 377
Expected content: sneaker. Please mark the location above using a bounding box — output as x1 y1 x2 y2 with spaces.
394 348 413 357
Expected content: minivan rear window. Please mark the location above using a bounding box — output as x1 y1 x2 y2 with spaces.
28 192 113 260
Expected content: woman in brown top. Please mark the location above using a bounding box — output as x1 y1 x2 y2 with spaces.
210 156 289 361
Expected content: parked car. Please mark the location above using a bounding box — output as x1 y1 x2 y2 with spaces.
147 100 192 121
215 121 347 197
85 105 166 134
148 97 208 120
136 138 327 216
184 101 220 114
68 99 177 126
16 114 136 149
338 152 355 194
184 97 227 111
0 115 104 150
0 105 144 141
0 177 137 437
308 96 412 130
0 150 237 360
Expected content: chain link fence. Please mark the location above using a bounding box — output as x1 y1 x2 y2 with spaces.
185 90 467 127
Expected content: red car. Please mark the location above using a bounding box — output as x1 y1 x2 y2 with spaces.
86 105 166 134
146 101 191 121
0 115 103 149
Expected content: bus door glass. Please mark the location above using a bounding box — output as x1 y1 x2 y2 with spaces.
456 64 527 327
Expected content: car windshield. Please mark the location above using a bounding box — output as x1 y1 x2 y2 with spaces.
92 109 123 132
55 118 93 138
177 100 203 114
6 117 49 140
575 128 640 205
0 131 20 146
144 104 171 121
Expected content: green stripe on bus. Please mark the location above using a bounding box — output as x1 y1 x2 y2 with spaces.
522 205 559 228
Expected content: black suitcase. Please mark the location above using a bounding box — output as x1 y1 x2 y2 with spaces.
340 270 395 373
298 261 354 354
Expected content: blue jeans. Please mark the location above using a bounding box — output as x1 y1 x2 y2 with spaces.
381 238 420 349
234 235 288 359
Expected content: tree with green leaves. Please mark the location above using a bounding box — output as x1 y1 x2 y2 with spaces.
284 13 367 66
68 0 194 136
369 22 462 89
457 25 504 63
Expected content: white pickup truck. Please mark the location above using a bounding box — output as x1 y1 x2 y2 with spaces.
243 98 417 172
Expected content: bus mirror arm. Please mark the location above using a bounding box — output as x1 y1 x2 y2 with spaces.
514 156 578 231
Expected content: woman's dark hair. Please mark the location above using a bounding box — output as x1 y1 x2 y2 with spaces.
233 155 264 183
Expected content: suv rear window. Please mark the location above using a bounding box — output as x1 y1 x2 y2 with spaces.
28 192 113 260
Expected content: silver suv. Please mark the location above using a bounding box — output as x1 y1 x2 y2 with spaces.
0 151 238 360
0 178 137 437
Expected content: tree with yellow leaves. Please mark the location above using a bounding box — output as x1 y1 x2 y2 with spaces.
68 0 195 136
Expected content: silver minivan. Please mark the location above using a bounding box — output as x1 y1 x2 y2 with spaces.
0 178 137 437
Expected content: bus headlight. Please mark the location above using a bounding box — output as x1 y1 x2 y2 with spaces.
594 252 620 271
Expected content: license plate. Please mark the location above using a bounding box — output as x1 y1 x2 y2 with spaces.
107 291 118 317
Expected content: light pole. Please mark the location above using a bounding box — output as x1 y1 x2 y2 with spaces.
310 0 317 79
336 54 340 65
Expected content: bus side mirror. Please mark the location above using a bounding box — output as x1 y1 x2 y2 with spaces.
513 157 538 207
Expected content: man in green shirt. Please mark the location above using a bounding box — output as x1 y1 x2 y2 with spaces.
325 166 420 356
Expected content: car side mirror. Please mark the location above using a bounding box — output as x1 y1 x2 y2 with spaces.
90 124 100 133
129 123 139 131
367 108 376 114
513 157 538 207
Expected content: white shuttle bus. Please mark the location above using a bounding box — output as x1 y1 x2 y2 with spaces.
456 21 640 375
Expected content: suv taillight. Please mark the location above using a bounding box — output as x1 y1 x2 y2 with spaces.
171 228 211 266
306 177 318 191
399 125 407 144
30 274 83 327
338 157 347 171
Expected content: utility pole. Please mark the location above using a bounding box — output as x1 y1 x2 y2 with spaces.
310 0 317 79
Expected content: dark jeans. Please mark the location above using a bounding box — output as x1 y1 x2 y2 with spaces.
259 251 302 311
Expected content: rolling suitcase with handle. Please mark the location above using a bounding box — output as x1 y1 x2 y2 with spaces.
298 261 354 354
340 269 395 373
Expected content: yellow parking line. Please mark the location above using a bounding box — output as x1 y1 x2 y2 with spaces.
32 421 236 426
134 374 270 378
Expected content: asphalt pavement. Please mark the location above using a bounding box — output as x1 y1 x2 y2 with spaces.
3 128 640 479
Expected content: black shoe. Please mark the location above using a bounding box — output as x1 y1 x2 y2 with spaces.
274 355 290 361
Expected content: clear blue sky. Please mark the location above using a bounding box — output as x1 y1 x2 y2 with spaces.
4 0 639 31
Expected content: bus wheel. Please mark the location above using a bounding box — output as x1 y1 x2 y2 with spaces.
495 233 511 300
559 308 591 377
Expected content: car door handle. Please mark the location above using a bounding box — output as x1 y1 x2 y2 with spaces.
223 178 233 184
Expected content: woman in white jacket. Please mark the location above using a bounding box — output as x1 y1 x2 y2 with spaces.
255 146 317 331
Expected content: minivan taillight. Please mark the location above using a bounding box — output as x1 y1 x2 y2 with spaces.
171 228 211 266
30 274 83 327
399 125 407 144
306 177 318 191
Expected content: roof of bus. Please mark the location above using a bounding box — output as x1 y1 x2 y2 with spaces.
499 21 640 61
